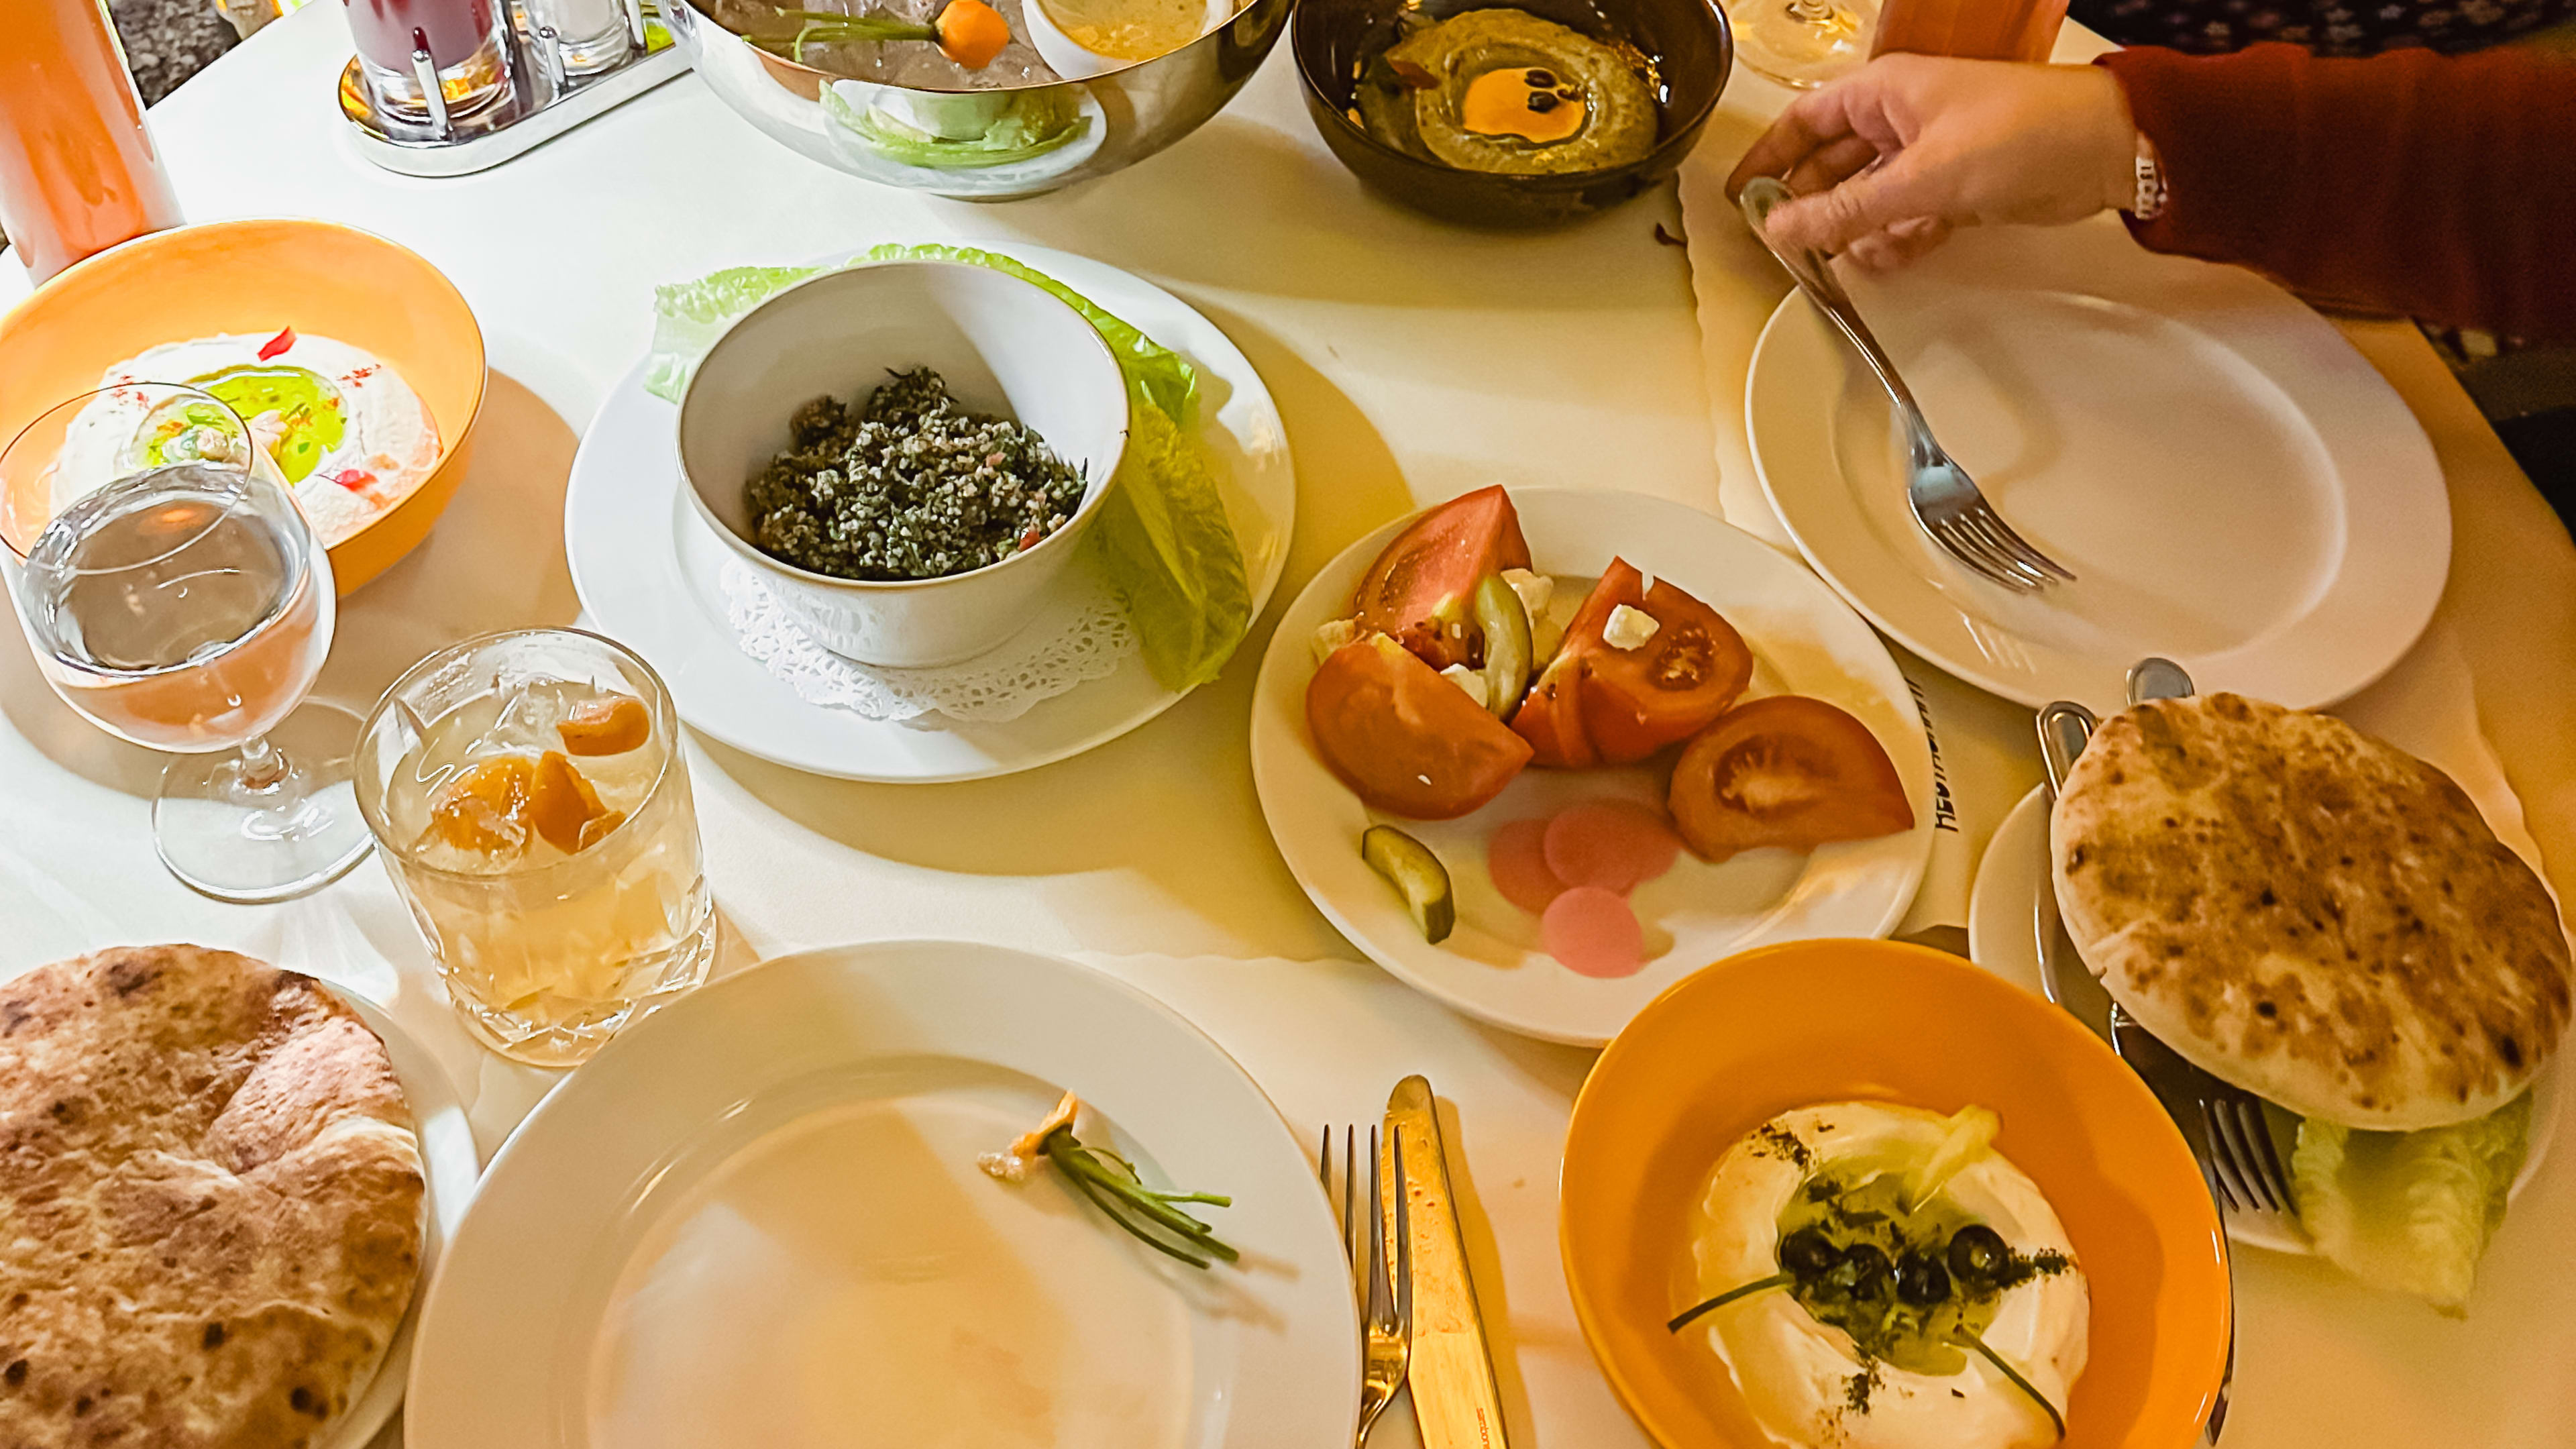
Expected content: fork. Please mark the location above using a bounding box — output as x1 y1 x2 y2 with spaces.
1321 1124 1411 1448
1737 176 2077 593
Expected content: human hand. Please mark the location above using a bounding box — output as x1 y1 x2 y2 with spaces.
1727 55 2142 270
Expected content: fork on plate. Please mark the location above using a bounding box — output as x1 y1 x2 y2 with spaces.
1321 1124 1411 1449
1737 176 2078 594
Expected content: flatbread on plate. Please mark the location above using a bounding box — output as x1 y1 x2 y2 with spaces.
2052 694 2571 1131
0 946 423 1448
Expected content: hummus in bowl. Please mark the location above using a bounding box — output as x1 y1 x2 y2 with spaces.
1683 1103 2088 1449
60 330 441 549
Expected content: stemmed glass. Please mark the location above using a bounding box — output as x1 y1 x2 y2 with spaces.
1727 0 1879 88
1 384 375 902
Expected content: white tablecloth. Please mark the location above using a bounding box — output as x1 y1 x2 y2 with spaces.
5 7 2575 1444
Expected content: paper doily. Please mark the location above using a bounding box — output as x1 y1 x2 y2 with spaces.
720 557 1137 722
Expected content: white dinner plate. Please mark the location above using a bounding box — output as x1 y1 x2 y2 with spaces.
1746 218 2450 714
405 941 1358 1448
565 243 1295 782
323 991 482 1449
1968 785 2563 1254
1250 488 1936 1047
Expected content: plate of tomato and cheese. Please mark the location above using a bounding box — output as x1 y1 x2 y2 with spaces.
1248 487 1938 1046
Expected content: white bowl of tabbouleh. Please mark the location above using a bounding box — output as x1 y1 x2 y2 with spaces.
678 260 1131 668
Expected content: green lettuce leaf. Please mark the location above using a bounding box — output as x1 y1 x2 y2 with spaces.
2290 1091 2531 1313
644 265 821 401
645 245 1251 690
822 87 1087 171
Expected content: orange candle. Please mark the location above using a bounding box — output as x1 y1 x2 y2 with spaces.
0 0 184 284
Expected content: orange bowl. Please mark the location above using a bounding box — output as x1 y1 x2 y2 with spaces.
1561 939 2230 1449
0 218 485 594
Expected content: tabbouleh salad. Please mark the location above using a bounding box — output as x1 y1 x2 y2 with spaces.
745 367 1090 580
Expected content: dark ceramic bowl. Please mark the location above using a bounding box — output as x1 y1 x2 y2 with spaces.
1292 0 1731 227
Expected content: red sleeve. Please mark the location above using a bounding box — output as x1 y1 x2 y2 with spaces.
2094 43 2576 342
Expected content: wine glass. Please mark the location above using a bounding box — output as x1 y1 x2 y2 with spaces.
0 384 374 902
1727 0 1878 88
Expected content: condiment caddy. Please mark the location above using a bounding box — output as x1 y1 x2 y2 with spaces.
335 0 690 176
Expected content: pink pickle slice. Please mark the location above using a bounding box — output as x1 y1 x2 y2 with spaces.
1542 886 1646 977
1489 818 1566 915
1543 801 1682 896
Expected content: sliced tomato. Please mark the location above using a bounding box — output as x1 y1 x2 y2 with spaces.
1307 634 1533 820
1668 696 1917 863
1352 486 1532 671
1511 559 1752 767
1511 662 1597 769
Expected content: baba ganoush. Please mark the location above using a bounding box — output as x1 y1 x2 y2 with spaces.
1678 1102 2089 1449
58 329 441 547
1356 8 1658 176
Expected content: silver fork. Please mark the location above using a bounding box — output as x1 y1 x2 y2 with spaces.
1737 176 2076 594
1321 1124 1411 1448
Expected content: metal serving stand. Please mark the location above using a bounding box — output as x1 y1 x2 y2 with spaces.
337 0 692 176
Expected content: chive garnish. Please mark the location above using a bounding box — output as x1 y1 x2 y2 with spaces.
1955 1328 2066 1441
1667 1272 1794 1333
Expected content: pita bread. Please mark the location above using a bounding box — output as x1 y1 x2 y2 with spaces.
0 946 423 1448
2052 694 2571 1131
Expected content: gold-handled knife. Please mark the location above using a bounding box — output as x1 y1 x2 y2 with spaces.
1382 1074 1509 1449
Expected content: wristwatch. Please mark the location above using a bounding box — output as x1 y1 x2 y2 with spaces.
2129 134 2168 222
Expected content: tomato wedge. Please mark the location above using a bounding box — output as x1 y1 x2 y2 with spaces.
1307 634 1534 819
1352 486 1533 671
1511 559 1753 767
1668 696 1916 862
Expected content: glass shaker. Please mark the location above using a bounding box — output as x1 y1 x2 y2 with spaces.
343 0 514 129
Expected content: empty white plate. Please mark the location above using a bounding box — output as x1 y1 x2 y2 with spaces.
1250 487 1934 1047
566 243 1295 782
1747 218 2449 714
1967 784 2561 1254
405 941 1356 1448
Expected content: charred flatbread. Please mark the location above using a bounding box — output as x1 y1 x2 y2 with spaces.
2052 694 2571 1130
0 946 423 1448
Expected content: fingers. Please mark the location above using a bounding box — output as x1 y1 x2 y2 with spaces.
1784 135 1882 198
1842 216 1954 271
1760 149 1948 256
1726 80 1878 195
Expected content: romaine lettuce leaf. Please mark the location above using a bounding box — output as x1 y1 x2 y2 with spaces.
2290 1091 2531 1313
645 265 821 401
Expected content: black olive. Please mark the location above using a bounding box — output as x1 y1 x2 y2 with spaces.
1524 66 1560 86
1843 1243 1893 1301
1948 1224 2008 1284
1526 92 1560 114
1780 1227 1839 1277
1896 1252 1951 1306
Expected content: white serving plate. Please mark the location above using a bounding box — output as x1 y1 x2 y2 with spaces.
565 243 1293 782
1968 784 2563 1254
405 941 1358 1448
1746 217 2449 714
323 991 481 1449
1249 487 1935 1047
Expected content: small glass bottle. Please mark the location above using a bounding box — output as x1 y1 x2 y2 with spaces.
527 0 636 78
343 0 514 128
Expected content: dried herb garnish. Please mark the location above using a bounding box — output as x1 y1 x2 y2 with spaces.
981 1092 1238 1269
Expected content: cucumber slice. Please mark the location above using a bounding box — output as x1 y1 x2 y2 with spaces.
1361 825 1456 945
1473 573 1534 721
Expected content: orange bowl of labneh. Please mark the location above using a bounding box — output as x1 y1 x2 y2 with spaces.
0 218 486 595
